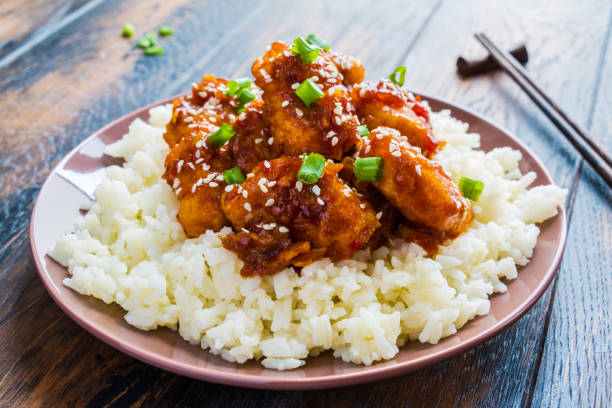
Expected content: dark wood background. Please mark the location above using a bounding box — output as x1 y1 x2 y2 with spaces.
0 0 610 406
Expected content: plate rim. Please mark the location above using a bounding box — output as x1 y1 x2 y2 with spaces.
29 93 568 390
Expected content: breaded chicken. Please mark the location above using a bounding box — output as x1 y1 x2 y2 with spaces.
164 75 238 147
354 127 472 238
327 50 365 86
164 129 233 237
351 80 440 157
221 156 380 275
252 41 361 160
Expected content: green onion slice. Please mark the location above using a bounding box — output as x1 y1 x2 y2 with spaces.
122 23 134 38
223 167 245 185
306 33 330 52
458 177 484 201
357 124 370 138
144 45 164 55
354 157 383 182
389 65 407 86
158 25 173 36
226 78 252 97
291 37 320 64
236 89 256 105
296 78 324 108
137 33 157 48
297 153 325 184
207 124 235 147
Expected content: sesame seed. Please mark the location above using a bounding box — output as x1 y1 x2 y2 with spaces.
225 185 234 192
209 182 219 187
263 223 276 230
295 108 303 117
415 165 422 176
295 180 303 192
195 158 204 164
376 211 382 220
175 187 182 195
238 112 246 121
264 160 270 168
391 151 401 157
359 203 366 209
268 181 277 187
365 145 371 154
199 91 208 98
334 116 341 125
312 185 321 196
244 202 252 212
255 138 263 144
242 227 250 233
191 184 197 193
281 101 289 107
268 137 274 145
279 226 289 233
456 200 462 209
216 175 224 181
209 116 217 123
202 163 210 171
317 197 325 205
173 178 181 189
331 136 338 146
187 162 196 170
260 185 268 193
265 198 275 207
247 173 255 178
291 83 300 89
177 160 184 173
242 190 248 198
326 130 336 139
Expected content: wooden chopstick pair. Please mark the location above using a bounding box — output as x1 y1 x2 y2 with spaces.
474 33 612 188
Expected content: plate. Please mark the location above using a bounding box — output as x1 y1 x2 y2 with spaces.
30 95 567 390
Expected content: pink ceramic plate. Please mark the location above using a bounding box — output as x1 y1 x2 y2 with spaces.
30 95 567 390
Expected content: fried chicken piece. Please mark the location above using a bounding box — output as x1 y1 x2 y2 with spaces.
164 75 238 147
229 99 281 174
327 50 365 86
164 129 233 237
221 156 380 276
351 80 440 157
355 127 472 238
252 42 360 160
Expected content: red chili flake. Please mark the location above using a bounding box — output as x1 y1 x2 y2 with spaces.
349 239 363 251
412 102 429 121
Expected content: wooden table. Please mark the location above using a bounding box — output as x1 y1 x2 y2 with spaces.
1 0 610 406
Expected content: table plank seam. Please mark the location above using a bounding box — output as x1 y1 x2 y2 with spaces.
396 0 445 64
585 6 612 130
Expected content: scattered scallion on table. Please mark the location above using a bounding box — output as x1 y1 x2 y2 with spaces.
458 177 484 201
158 25 173 36
354 157 383 182
137 33 157 49
207 124 236 147
291 37 320 64
389 65 406 86
296 78 324 108
297 153 325 184
122 23 134 38
144 45 164 55
223 167 245 185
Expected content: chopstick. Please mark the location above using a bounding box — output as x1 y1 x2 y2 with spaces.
475 33 612 188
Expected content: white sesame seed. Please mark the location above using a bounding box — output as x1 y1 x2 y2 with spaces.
365 145 371 154
265 198 275 207
415 165 422 176
195 158 204 164
264 160 270 168
242 228 250 233
295 180 303 192
317 197 325 205
260 185 268 193
242 190 248 198
191 184 197 193
225 185 234 192
312 185 321 196
279 226 289 233
326 130 336 139
247 172 255 178
268 137 274 145
331 136 338 146
295 108 303 117
196 178 204 186
255 138 263 144
244 202 252 212
281 101 289 107
177 160 184 173
391 150 402 157
187 162 196 170
172 178 181 189
175 187 182 195
209 116 217 123
291 83 300 89
359 203 366 209
209 182 218 187
268 181 277 187
216 174 225 181
376 211 382 220
263 223 276 230
202 163 210 171
334 116 341 125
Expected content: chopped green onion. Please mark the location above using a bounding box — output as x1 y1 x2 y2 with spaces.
223 167 245 185
122 23 134 38
158 25 173 36
236 89 256 105
207 124 235 147
144 45 164 55
226 78 252 97
357 124 370 138
354 157 383 182
137 33 157 48
291 37 320 64
296 78 324 108
306 33 330 52
297 153 325 184
458 177 484 201
389 65 407 86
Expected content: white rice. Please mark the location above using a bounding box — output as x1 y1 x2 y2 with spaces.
51 104 567 370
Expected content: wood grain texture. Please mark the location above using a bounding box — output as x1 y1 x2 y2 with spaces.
0 0 610 406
